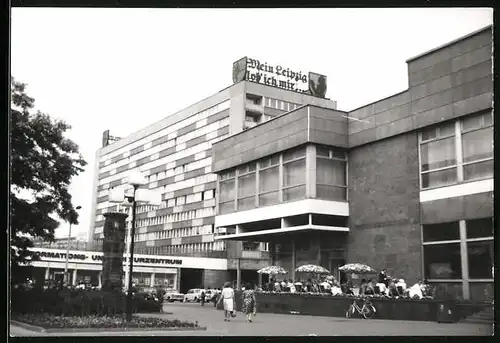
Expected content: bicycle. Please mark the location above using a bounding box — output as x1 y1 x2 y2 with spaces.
345 297 376 319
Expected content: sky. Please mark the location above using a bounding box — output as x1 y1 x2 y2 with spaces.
10 8 493 239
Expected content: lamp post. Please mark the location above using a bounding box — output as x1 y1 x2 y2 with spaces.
65 205 82 286
108 170 161 322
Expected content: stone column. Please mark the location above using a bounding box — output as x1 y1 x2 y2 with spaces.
150 273 155 288
459 220 470 300
236 259 241 290
291 238 296 281
98 271 103 288
102 212 128 292
45 268 50 280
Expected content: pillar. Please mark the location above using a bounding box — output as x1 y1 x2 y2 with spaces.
291 238 296 281
45 268 50 280
150 272 155 288
72 269 78 286
98 271 103 288
236 259 241 290
175 270 181 291
305 144 316 198
459 220 470 300
258 272 262 288
102 212 128 292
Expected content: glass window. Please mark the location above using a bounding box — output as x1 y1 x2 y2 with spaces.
259 166 279 193
259 191 279 206
422 222 460 242
466 218 493 239
238 196 255 211
463 160 494 181
420 137 456 172
283 147 306 162
462 127 493 163
467 240 493 279
219 201 234 215
219 179 235 203
238 173 256 198
283 159 306 187
423 243 462 279
283 185 306 202
316 158 346 186
421 168 457 188
316 185 346 201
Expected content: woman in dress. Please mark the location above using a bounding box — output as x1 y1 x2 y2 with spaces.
241 282 257 323
218 282 235 322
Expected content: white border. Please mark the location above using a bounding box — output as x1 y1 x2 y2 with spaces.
419 178 493 203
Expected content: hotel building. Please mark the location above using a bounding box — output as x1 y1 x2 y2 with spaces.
85 26 493 300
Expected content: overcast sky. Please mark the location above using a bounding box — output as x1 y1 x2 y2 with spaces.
11 8 492 239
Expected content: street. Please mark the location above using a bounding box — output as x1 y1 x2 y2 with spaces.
10 302 493 336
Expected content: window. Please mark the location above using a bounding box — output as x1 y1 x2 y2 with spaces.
467 240 493 279
466 218 493 239
419 112 493 189
316 147 347 201
422 222 460 242
283 148 306 202
423 243 462 279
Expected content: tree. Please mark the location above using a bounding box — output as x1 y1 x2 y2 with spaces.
10 77 87 281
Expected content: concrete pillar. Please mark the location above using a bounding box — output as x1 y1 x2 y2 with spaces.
278 154 284 202
306 144 316 198
98 271 103 288
176 270 181 291
258 272 262 288
150 272 155 288
72 269 78 286
459 220 470 300
291 238 296 281
236 259 241 290
45 268 50 280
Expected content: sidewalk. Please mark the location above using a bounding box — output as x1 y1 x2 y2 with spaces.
10 303 494 336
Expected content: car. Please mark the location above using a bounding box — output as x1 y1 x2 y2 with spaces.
164 289 185 302
204 289 221 302
183 288 206 302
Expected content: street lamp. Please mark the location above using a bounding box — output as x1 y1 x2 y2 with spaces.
64 205 82 286
109 170 161 322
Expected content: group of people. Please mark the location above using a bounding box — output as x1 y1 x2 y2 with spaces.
262 277 343 294
216 281 257 323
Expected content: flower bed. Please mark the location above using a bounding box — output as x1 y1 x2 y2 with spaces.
13 313 199 329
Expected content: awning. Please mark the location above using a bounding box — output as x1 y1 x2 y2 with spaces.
214 224 348 242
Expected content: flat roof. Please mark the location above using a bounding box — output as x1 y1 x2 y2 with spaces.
406 25 492 63
214 225 349 242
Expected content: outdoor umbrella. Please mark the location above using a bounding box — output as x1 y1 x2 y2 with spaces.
295 264 331 274
257 266 288 275
338 263 377 274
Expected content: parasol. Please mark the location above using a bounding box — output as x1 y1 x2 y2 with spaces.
295 264 331 274
339 263 377 274
257 265 288 275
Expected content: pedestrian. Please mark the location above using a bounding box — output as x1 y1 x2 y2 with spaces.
241 282 257 323
200 290 205 306
378 269 388 287
217 282 235 322
212 290 218 307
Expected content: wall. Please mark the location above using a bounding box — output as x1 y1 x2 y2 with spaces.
348 27 492 148
309 106 348 148
203 269 231 289
347 132 422 284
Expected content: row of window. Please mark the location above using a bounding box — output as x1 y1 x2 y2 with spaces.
419 111 493 189
100 100 230 163
135 190 215 213
264 97 301 112
134 225 215 242
146 156 212 183
136 241 226 255
134 207 215 228
131 273 175 286
422 217 493 280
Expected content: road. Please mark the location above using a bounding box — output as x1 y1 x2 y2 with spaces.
10 302 493 336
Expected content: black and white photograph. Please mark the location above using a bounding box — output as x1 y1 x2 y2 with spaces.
9 6 494 337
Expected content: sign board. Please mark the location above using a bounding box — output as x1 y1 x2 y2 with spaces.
232 56 328 98
27 247 228 270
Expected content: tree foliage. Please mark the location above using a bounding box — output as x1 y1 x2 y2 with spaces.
10 77 87 275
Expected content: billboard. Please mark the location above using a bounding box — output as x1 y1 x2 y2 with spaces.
308 72 327 98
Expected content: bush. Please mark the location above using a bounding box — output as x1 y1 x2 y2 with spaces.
11 289 163 316
13 313 199 329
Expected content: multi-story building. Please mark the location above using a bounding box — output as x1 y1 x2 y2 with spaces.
88 59 336 292
88 25 493 299
212 26 493 301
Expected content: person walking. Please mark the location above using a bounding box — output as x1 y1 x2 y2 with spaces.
200 290 206 306
217 282 235 322
241 282 257 323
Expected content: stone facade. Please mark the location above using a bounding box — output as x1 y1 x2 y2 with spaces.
101 212 128 292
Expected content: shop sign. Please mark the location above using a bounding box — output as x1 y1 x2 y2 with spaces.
232 56 328 98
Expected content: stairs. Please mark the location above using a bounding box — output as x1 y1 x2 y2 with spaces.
460 306 494 325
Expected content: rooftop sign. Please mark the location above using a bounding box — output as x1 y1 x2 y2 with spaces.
232 56 327 98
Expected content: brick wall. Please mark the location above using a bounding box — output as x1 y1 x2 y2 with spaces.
347 132 422 284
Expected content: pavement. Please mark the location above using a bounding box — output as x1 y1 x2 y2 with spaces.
10 302 494 336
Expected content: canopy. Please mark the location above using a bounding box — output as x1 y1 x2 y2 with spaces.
295 264 330 274
339 263 377 274
257 265 288 275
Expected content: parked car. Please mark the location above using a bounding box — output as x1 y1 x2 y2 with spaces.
184 288 205 302
164 289 185 302
204 289 220 302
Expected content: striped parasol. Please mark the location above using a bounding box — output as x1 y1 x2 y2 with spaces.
257 265 288 275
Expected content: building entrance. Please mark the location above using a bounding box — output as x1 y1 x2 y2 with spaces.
179 268 203 293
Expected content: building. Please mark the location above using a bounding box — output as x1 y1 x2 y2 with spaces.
33 236 89 251
87 26 493 299
88 57 336 293
212 26 493 301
